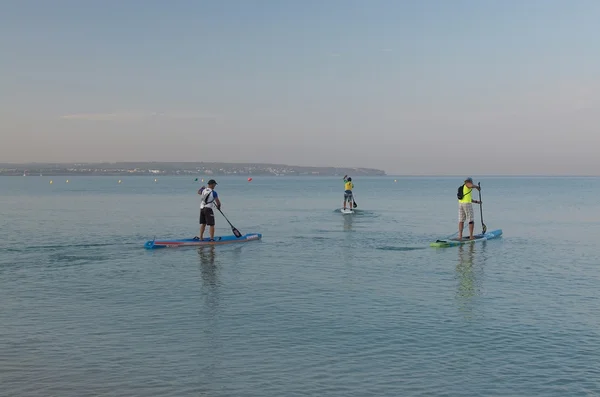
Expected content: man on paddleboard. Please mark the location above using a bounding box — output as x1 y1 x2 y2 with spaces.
194 179 221 241
343 175 354 211
458 177 481 240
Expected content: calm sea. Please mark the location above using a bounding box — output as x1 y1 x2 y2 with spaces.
1 175 599 396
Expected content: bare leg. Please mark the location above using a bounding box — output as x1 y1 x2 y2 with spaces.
343 198 346 210
469 222 474 239
458 221 464 240
199 224 206 240
209 225 215 240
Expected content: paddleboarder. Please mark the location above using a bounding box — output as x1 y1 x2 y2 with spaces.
342 175 355 211
457 177 482 240
194 179 221 241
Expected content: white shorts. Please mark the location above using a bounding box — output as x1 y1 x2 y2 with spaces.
458 203 474 223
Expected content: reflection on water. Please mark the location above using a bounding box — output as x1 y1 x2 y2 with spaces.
456 244 475 295
343 213 354 231
195 245 223 383
198 245 217 286
197 246 221 321
455 243 483 319
341 214 355 265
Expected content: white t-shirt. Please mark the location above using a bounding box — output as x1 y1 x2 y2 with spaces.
200 187 218 210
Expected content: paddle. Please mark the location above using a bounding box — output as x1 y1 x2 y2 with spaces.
478 182 487 234
217 207 242 238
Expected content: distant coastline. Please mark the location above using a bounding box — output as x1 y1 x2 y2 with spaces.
0 162 387 177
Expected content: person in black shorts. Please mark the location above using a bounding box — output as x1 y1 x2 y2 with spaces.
194 179 221 241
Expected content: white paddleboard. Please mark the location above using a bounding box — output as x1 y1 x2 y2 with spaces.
340 208 354 214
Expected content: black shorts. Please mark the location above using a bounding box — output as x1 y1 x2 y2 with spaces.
199 208 215 226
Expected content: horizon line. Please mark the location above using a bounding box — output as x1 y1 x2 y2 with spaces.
5 174 600 178
3 161 600 177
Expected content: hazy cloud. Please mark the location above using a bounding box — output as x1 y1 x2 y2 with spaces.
59 111 218 122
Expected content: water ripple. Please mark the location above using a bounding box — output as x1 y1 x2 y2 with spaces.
2 177 600 396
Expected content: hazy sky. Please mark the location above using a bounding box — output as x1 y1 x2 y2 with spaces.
2 0 600 175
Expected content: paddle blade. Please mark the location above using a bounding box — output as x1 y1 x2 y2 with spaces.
482 224 487 234
353 200 357 208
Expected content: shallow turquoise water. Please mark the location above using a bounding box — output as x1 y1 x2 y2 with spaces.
1 176 599 396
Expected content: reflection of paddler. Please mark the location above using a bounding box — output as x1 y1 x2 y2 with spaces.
197 246 222 330
458 243 475 266
456 244 476 300
198 245 216 265
198 246 217 286
343 211 354 231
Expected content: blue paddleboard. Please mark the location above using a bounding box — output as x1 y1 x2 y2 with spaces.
145 233 262 249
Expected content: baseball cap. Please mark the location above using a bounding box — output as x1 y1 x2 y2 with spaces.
207 179 217 185
465 177 473 182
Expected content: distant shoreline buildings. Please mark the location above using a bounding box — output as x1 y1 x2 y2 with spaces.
0 162 386 177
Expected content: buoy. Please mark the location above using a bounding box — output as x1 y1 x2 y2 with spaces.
201 179 204 182
118 180 122 184
394 179 397 183
154 178 157 182
248 177 252 182
66 180 69 183
49 180 53 184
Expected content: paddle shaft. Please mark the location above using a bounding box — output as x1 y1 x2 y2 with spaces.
478 182 487 233
217 207 242 237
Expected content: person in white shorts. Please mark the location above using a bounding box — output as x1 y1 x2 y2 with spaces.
457 177 481 240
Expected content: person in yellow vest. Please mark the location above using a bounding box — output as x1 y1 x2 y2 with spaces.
343 175 354 211
458 177 482 240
